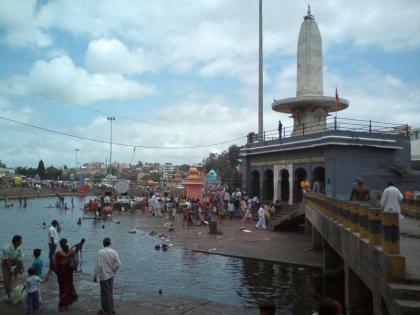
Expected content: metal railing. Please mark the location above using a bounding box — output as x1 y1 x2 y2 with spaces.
246 117 410 144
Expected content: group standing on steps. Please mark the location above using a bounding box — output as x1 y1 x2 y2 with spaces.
1 217 121 315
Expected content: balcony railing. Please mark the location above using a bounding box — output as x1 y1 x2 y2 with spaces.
246 117 410 144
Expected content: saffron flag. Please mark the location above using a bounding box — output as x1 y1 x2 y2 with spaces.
335 87 340 111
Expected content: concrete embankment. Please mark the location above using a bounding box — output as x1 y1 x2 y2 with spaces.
0 187 93 201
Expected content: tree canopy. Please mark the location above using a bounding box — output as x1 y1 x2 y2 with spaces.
202 145 241 184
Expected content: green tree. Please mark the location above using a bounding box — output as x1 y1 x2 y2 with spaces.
202 153 218 172
0 160 6 168
227 145 240 168
178 164 191 173
15 167 37 178
202 145 241 184
45 166 62 180
151 171 161 182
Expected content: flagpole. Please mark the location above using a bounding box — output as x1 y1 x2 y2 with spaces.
258 0 263 137
334 86 339 131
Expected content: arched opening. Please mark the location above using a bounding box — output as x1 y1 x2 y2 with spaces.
293 167 307 203
312 166 325 194
279 169 290 202
262 169 274 201
250 170 260 199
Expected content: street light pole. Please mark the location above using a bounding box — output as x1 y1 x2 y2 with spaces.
107 117 115 177
75 148 79 169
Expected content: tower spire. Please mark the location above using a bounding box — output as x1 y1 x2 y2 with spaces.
304 4 314 20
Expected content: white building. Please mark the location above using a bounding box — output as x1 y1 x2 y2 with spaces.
160 163 174 180
411 127 420 170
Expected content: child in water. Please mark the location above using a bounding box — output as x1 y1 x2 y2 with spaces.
32 249 44 301
32 249 43 277
22 268 45 314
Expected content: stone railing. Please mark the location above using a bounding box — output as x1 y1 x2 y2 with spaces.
304 193 406 279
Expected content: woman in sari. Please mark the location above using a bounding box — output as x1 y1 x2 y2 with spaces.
54 238 78 311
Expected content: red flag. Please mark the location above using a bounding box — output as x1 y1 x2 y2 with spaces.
335 87 340 110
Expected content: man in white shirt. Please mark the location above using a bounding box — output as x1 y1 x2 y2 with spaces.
1 235 23 299
381 182 404 218
94 237 121 315
48 220 60 267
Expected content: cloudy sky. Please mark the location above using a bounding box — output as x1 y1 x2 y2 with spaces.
0 0 419 168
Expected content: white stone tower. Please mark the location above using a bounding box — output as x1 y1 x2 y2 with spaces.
272 6 348 135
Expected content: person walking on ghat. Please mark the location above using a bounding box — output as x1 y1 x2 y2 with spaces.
278 120 283 139
1 235 24 300
94 237 121 315
381 182 404 219
255 203 267 230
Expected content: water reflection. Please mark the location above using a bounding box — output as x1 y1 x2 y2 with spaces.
0 196 320 312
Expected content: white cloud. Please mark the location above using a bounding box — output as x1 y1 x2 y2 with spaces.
85 38 153 75
0 0 52 47
269 63 420 128
7 55 155 105
3 1 419 51
0 98 33 123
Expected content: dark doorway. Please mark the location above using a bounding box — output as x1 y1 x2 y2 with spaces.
250 170 260 199
280 169 290 202
312 166 325 194
293 167 307 203
263 169 274 201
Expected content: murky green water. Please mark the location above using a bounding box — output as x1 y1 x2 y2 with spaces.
0 196 321 313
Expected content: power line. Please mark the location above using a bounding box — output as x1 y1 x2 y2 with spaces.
0 115 245 149
0 82 222 135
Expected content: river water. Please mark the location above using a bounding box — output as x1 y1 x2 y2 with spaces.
0 196 321 313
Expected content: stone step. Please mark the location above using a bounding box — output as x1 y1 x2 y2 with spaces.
393 277 420 286
394 299 420 315
389 283 420 300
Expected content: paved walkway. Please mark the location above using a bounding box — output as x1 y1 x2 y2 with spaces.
166 217 322 268
399 217 420 280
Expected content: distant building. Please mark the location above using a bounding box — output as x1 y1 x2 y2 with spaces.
0 167 14 178
411 127 420 170
160 163 174 180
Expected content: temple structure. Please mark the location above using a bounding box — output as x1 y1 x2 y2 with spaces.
182 167 204 201
240 7 411 205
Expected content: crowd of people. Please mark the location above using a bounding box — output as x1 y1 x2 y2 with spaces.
1 219 120 315
132 189 285 231
1 177 410 315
